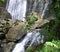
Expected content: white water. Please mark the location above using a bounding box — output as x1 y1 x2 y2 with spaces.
6 0 27 21
6 0 50 52
41 0 49 17
12 29 44 52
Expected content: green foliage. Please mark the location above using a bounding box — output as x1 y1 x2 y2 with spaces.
26 41 60 52
40 0 60 40
40 41 60 52
40 20 56 41
27 13 36 25
26 1 60 51
28 15 36 25
26 45 41 52
24 13 36 31
49 0 60 40
26 0 60 52
24 24 32 31
26 47 33 52
0 0 4 5
54 0 60 18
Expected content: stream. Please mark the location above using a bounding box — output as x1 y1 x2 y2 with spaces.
6 0 50 52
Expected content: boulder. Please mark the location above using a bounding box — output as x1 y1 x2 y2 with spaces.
6 21 27 41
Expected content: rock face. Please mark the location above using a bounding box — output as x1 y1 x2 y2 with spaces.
0 47 4 52
5 42 15 52
27 0 52 14
0 7 12 39
0 7 15 52
26 0 53 19
31 19 49 29
0 41 15 52
6 21 27 41
0 7 12 20
26 12 49 29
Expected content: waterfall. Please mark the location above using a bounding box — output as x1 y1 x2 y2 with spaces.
27 0 50 18
12 29 44 52
6 0 51 52
6 0 27 21
41 0 49 18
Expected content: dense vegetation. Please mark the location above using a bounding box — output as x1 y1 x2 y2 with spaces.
26 0 60 52
27 41 60 52
0 0 60 52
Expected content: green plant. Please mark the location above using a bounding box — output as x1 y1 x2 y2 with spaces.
28 15 36 25
40 41 60 52
26 41 60 52
24 13 36 31
0 0 4 5
49 0 60 40
40 0 60 40
26 1 60 52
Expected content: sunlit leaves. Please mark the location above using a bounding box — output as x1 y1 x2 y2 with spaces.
26 41 60 52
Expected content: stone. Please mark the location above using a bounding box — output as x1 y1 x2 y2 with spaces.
26 12 49 29
0 23 4 38
7 19 15 27
6 21 27 41
0 20 6 24
1 42 15 52
0 19 13 39
31 19 49 29
6 42 15 52
0 7 12 20
0 47 4 52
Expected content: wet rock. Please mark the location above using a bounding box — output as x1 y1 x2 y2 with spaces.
31 19 49 29
7 19 15 27
6 42 15 52
6 21 27 41
27 12 49 29
1 42 15 52
0 7 12 20
0 23 4 39
0 19 12 39
0 47 4 52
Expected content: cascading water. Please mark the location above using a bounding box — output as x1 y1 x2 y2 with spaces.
6 0 51 52
27 0 50 18
12 29 44 52
6 0 27 21
41 0 49 17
